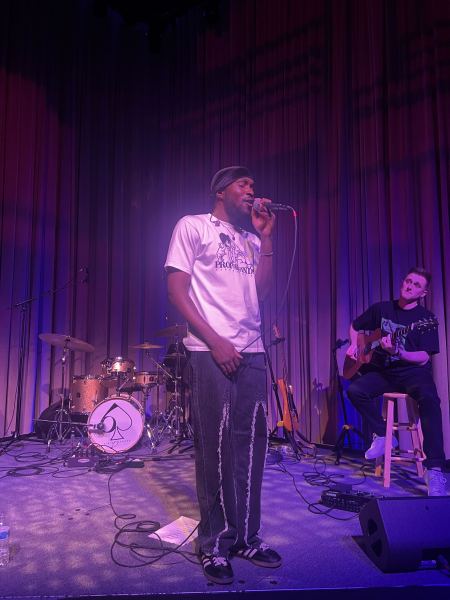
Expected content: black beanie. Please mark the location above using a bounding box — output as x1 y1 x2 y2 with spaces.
210 166 253 194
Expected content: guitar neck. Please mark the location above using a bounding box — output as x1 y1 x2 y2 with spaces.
392 324 410 343
363 324 410 355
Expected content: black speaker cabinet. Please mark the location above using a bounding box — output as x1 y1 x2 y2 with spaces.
359 496 450 572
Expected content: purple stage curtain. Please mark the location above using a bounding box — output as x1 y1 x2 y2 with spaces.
0 0 449 457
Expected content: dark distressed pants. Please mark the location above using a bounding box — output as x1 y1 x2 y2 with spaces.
190 351 268 556
347 365 445 469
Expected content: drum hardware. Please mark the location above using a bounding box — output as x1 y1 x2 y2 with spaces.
34 416 86 451
143 410 167 451
130 342 163 350
127 333 192 452
64 431 101 467
38 333 94 448
100 356 136 394
142 399 178 452
38 333 95 353
156 333 193 453
166 397 194 455
154 323 188 339
142 372 170 450
116 374 137 395
128 343 168 409
128 346 171 450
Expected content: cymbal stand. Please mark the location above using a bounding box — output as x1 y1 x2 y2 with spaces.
167 337 193 454
147 355 172 416
143 357 175 449
47 339 83 449
47 340 71 447
170 358 183 437
100 367 129 396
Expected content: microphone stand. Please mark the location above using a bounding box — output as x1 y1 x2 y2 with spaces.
0 299 32 455
332 339 364 465
1 268 87 449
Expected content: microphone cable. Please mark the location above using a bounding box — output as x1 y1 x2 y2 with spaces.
239 205 298 353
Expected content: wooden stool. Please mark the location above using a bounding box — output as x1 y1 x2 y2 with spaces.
374 392 425 488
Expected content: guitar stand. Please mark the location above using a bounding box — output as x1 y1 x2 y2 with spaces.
332 342 364 465
265 341 305 459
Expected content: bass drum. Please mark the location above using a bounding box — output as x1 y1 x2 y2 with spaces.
87 395 144 454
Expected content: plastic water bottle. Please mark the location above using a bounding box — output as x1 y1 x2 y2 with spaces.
0 513 10 566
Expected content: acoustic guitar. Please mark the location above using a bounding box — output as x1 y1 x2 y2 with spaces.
342 317 438 380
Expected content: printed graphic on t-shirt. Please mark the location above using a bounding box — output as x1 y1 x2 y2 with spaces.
215 233 255 275
381 317 406 363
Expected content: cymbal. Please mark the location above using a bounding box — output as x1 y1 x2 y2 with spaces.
39 333 95 353
131 342 163 350
154 323 188 338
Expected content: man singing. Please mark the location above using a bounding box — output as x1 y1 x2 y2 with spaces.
164 166 281 584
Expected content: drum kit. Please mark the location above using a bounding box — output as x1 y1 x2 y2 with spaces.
38 324 190 455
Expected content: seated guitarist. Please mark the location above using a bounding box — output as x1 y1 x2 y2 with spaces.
346 267 447 496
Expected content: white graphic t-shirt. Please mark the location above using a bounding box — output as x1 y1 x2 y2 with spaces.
164 214 263 352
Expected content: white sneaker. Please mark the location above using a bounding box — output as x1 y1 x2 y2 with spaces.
364 434 398 460
426 468 447 496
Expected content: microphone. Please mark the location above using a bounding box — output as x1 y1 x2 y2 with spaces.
253 199 293 212
88 421 104 431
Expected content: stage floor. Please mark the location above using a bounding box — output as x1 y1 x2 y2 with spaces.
0 432 449 599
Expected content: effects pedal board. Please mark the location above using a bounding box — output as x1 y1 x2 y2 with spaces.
320 488 378 513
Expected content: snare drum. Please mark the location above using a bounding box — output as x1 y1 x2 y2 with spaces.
70 375 107 414
87 395 144 453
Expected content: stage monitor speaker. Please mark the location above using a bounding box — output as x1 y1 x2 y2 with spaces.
359 496 450 572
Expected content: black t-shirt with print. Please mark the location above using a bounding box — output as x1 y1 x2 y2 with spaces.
352 300 439 369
